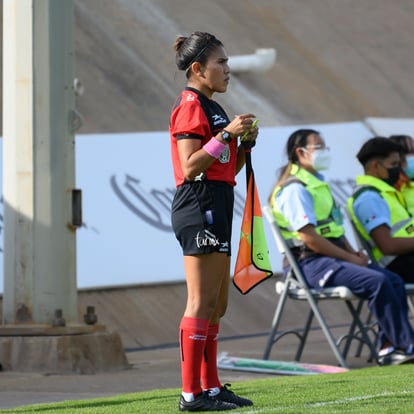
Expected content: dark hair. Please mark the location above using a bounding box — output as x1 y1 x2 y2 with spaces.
173 31 223 78
389 135 414 155
356 136 402 166
268 129 320 203
285 129 320 164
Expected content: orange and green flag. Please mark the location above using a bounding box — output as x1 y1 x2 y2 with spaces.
233 150 273 294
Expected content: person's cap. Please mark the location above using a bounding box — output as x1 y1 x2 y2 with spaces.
356 137 401 165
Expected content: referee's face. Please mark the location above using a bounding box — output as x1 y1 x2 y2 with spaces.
199 46 230 96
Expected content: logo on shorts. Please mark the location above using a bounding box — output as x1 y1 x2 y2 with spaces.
195 229 220 248
220 241 230 253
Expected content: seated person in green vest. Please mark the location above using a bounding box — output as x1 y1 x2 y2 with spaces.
389 135 414 216
270 129 414 366
348 136 414 283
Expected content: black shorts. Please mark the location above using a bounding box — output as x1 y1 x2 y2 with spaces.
171 181 234 256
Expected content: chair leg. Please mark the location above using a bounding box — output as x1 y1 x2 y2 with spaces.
263 284 289 360
304 292 349 368
264 281 311 361
354 309 377 358
408 295 414 318
342 300 376 362
338 300 361 360
340 299 369 359
294 308 314 361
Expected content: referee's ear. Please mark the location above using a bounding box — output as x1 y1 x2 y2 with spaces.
191 61 204 77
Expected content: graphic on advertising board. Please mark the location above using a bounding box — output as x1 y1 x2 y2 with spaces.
0 119 413 292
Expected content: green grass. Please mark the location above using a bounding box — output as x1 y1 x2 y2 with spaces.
2 365 414 413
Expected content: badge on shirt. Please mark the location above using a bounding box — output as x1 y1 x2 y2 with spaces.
219 146 230 163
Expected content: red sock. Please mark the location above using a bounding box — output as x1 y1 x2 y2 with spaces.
179 317 209 395
201 324 221 390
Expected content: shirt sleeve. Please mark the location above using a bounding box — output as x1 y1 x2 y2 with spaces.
353 190 390 234
170 99 210 140
276 182 317 231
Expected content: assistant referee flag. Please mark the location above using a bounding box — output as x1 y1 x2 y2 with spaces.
233 149 273 294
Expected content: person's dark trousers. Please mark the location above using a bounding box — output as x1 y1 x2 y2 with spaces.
387 254 414 283
299 256 414 350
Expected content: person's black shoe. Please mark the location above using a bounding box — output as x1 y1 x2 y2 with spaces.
377 349 414 366
178 392 238 411
214 384 253 407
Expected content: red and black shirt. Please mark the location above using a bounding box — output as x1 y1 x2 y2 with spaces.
169 87 238 187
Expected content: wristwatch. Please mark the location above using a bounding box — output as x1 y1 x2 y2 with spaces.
220 130 233 143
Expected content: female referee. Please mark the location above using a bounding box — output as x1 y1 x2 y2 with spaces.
170 31 258 411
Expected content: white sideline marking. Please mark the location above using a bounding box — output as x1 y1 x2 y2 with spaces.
232 389 414 413
306 389 414 408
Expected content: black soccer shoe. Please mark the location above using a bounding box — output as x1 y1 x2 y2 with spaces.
214 384 253 407
179 392 238 411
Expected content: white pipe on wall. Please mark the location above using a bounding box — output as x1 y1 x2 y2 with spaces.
228 48 277 73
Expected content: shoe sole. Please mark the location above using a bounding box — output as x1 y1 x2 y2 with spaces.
379 354 414 366
395 356 414 365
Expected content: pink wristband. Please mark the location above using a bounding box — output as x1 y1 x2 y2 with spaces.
203 137 227 159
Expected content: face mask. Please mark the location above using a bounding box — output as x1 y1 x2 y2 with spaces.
309 148 331 171
384 166 401 186
404 156 414 179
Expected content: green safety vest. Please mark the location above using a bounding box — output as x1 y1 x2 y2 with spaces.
270 164 345 248
400 182 414 217
347 174 414 266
